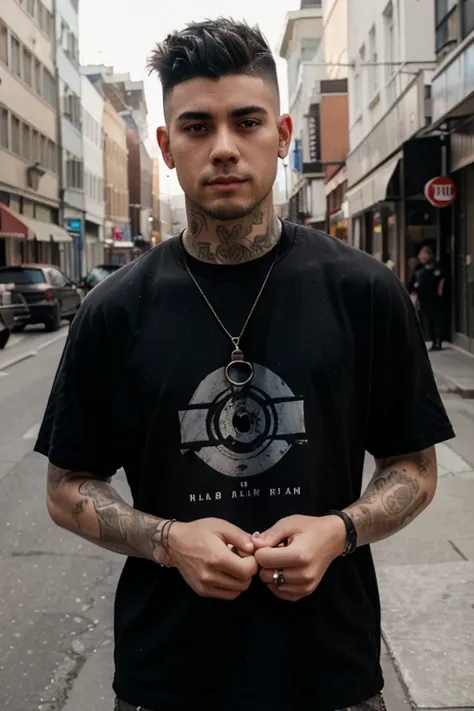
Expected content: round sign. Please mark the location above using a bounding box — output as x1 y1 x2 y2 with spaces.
424 176 456 207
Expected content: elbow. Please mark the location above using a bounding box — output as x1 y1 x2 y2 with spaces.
46 493 69 529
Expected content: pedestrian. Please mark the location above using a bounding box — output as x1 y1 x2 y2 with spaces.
36 18 454 711
408 245 445 351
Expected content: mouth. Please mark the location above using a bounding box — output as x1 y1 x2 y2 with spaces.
207 177 248 192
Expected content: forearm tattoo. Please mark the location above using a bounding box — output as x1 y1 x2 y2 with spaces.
346 451 435 546
47 464 169 562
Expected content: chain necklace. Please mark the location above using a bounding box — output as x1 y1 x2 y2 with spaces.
184 237 280 390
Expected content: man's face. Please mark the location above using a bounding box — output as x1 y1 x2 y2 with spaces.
157 74 292 221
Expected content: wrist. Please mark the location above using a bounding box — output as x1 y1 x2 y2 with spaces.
324 510 358 557
324 514 348 558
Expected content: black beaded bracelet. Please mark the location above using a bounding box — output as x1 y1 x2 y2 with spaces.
326 510 358 557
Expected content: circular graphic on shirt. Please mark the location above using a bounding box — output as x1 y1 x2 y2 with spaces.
178 364 307 477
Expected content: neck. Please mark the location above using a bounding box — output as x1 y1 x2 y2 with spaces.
183 201 281 265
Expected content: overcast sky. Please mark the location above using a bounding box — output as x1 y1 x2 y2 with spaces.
79 0 301 195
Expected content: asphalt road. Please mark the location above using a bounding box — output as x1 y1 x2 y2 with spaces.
0 329 124 711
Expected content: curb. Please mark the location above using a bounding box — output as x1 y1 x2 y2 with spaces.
433 369 474 399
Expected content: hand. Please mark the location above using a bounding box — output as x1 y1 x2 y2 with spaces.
168 518 258 601
252 515 346 602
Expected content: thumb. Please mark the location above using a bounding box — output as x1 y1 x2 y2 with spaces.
215 521 254 554
252 518 295 549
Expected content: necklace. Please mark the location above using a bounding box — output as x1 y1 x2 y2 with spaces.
184 239 280 390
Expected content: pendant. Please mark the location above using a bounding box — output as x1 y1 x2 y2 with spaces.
225 348 254 388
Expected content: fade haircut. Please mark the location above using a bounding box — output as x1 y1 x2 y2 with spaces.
147 17 280 107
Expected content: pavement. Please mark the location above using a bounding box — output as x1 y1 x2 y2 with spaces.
0 331 473 711
430 345 474 398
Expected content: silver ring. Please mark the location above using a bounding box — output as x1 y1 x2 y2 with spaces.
273 569 285 588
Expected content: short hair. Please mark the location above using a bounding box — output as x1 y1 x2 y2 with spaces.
147 17 280 105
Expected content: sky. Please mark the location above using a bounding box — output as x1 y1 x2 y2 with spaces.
79 0 301 196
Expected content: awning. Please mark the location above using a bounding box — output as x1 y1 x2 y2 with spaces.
0 204 33 240
21 216 72 242
347 152 402 217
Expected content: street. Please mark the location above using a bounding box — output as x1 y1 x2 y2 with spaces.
0 332 473 711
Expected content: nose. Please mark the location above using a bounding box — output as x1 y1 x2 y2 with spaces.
209 127 240 165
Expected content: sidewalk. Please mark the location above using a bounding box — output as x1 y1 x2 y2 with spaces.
430 345 474 398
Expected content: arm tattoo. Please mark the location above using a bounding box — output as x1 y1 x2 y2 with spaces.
47 464 169 562
345 449 436 546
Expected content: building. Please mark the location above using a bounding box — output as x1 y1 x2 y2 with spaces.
83 66 154 248
280 0 326 228
429 0 474 353
346 0 442 282
81 72 105 271
0 0 71 268
103 100 131 265
151 159 161 244
56 0 84 278
322 0 349 241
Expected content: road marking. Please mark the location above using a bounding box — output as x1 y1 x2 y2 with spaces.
23 423 41 440
0 328 67 374
36 331 68 352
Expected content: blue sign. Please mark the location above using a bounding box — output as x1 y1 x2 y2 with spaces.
66 218 82 233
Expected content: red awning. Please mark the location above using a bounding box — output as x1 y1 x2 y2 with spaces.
0 204 34 240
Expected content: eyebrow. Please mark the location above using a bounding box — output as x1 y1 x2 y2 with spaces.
176 105 268 121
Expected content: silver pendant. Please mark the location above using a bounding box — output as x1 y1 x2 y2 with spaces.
225 348 254 388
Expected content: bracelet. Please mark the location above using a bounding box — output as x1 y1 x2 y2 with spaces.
159 518 177 568
325 510 358 557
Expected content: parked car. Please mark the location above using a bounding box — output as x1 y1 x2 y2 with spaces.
82 264 122 294
0 265 81 332
0 283 30 348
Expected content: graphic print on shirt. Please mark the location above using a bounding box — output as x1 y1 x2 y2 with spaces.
179 363 307 477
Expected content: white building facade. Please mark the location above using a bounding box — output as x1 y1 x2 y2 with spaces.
81 73 105 271
56 0 84 279
346 0 438 281
280 1 327 228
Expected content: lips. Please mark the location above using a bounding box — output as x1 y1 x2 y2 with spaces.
208 176 247 186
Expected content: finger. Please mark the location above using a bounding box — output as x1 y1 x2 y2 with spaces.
217 547 259 581
267 586 305 602
252 519 297 549
215 521 254 554
205 571 252 592
259 568 309 585
204 587 243 601
254 544 304 569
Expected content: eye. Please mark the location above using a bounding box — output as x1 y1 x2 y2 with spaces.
239 119 261 129
184 124 209 134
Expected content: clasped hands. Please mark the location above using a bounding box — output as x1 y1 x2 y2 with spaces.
166 514 347 602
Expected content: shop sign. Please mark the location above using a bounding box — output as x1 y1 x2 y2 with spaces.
424 176 456 207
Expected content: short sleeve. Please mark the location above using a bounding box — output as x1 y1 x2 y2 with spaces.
34 299 121 477
366 269 455 459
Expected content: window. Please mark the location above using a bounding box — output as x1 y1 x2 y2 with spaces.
11 116 20 154
66 157 84 189
36 1 43 28
11 36 21 77
0 22 8 66
0 108 8 149
43 69 56 107
23 48 33 87
368 26 378 95
47 140 56 172
27 0 36 16
34 59 42 95
40 134 47 166
436 0 459 53
48 268 67 287
462 0 474 37
21 123 30 160
31 129 39 161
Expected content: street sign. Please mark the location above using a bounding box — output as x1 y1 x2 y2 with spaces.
424 176 456 207
66 218 82 233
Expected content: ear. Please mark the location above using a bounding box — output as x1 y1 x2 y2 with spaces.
277 114 293 160
157 126 174 169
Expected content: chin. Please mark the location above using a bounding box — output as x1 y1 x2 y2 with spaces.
202 198 261 222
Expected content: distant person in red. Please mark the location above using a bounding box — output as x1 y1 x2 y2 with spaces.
408 246 445 351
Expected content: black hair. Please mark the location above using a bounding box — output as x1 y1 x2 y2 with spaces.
147 17 279 103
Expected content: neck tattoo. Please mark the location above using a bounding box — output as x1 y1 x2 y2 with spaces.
185 208 281 265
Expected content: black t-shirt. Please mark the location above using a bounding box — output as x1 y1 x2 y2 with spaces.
411 262 444 302
35 222 454 711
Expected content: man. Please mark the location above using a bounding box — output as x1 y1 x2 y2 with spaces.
408 245 445 351
36 18 454 711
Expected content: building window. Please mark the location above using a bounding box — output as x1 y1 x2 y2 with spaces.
23 48 33 87
40 135 47 166
34 59 42 95
436 0 459 54
31 129 39 161
27 0 36 16
368 25 378 95
21 123 30 160
43 69 56 107
11 115 20 154
47 140 56 173
0 108 8 149
0 22 8 66
66 157 84 190
11 35 21 77
462 0 474 37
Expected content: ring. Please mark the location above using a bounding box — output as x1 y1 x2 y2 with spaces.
273 569 285 588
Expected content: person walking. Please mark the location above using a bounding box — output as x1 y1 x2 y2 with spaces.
408 246 445 351
36 19 454 711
